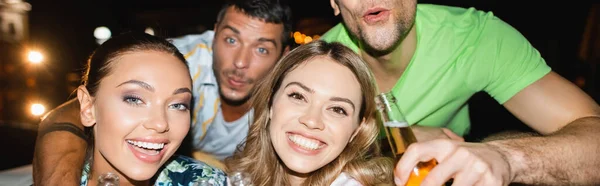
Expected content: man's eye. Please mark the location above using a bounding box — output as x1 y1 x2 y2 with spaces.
226 37 236 44
257 48 269 54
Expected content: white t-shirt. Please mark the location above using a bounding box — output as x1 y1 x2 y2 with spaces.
330 172 362 186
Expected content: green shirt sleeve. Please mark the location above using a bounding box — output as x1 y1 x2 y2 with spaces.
468 15 551 104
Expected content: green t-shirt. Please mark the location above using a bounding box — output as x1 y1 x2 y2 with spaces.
321 4 551 136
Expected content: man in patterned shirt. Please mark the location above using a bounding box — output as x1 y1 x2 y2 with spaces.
170 0 292 168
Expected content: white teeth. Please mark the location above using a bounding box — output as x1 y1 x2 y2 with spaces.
288 134 322 150
127 140 165 150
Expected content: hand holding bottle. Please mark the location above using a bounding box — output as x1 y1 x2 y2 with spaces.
375 92 438 186
394 139 513 186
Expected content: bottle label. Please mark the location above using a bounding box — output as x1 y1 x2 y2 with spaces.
384 121 409 127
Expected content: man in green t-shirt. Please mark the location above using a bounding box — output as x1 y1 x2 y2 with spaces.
323 0 600 185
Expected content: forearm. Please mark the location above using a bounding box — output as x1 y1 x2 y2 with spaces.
487 116 600 185
33 130 87 186
33 99 87 185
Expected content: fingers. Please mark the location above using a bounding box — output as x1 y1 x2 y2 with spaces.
399 141 509 186
421 148 472 186
448 159 488 186
451 171 481 186
471 173 503 186
395 139 457 185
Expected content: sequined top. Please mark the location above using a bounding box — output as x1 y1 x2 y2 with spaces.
80 155 227 186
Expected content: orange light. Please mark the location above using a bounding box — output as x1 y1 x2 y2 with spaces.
294 35 303 44
304 36 313 44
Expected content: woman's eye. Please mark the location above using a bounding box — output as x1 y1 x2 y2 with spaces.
124 96 143 105
331 107 348 116
170 103 189 111
287 92 305 101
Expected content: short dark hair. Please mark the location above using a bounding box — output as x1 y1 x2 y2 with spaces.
216 0 293 47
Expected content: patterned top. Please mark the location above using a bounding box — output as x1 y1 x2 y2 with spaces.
80 155 228 186
169 31 252 160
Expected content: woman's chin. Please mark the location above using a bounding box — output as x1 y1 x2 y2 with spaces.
123 168 160 181
284 161 319 175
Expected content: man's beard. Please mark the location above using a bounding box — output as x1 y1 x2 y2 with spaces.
218 88 252 106
358 20 413 58
214 67 255 106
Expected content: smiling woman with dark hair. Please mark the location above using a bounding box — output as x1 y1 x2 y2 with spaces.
76 32 227 186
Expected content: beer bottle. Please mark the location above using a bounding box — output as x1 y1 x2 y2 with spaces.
375 92 437 186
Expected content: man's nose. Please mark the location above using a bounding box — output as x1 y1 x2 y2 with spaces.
233 48 251 69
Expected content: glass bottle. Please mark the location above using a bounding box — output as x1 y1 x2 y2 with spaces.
375 92 437 186
228 171 253 186
97 172 119 186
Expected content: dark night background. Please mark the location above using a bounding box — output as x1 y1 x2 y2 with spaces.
0 0 598 171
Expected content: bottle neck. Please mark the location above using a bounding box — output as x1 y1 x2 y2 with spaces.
397 126 418 145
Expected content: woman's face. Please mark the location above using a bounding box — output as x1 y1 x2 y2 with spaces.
83 51 192 180
269 57 363 174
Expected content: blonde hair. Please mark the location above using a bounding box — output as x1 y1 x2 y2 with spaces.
225 40 394 185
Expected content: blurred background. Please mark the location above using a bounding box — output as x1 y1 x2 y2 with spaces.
0 0 598 171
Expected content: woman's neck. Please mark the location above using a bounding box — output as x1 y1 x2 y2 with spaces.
287 175 306 186
88 149 149 186
285 167 308 186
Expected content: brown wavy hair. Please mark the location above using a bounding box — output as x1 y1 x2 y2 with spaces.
225 40 394 185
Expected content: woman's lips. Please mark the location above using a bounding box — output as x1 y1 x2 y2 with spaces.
126 139 168 163
286 132 327 156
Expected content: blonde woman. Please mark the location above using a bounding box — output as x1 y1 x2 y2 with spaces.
226 40 393 185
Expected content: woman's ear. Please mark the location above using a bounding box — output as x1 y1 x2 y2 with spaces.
77 85 96 127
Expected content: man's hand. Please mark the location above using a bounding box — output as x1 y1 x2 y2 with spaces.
394 139 512 186
411 126 464 142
